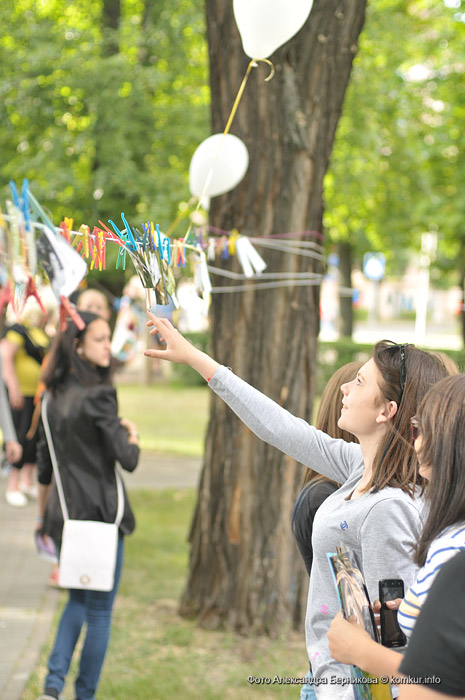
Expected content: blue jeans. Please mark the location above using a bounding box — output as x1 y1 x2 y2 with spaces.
45 534 124 700
300 669 318 700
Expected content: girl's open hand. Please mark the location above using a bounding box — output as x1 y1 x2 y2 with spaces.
144 312 220 380
144 312 197 365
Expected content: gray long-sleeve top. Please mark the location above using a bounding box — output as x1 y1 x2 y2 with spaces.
210 366 422 698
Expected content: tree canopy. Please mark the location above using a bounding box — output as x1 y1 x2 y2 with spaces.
1 0 464 301
325 0 465 280
0 0 209 231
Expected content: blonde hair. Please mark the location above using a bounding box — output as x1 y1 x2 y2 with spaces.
430 351 460 376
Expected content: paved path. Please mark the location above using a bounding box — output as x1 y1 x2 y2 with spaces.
0 452 201 700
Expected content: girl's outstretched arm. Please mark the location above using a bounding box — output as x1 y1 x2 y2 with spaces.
144 312 220 381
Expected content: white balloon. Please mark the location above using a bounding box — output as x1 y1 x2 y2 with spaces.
189 133 249 199
233 0 313 60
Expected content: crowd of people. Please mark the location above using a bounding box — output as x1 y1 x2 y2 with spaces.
2 297 465 699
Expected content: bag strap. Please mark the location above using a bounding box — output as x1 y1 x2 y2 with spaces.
41 391 124 526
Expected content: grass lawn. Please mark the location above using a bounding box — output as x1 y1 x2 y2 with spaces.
23 489 308 700
115 382 210 456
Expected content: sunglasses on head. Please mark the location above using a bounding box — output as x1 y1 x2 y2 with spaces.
397 343 411 404
410 416 421 441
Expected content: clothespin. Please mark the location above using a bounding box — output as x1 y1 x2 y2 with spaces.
96 222 121 266
21 180 31 232
9 181 20 207
155 224 163 256
108 219 128 269
115 247 127 270
78 225 90 258
59 295 85 331
162 236 171 265
26 277 46 312
98 220 118 242
90 233 99 271
221 236 229 259
96 233 103 271
108 218 124 242
89 233 96 268
141 223 151 252
99 230 106 269
176 238 186 267
60 217 73 243
149 222 157 250
132 227 143 248
59 220 71 243
120 213 137 251
229 229 239 255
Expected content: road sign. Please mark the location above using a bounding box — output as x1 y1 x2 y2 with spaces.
363 253 385 281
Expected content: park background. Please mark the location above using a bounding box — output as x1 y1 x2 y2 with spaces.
2 0 465 698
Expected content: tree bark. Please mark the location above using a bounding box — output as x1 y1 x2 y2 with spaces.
180 0 367 635
338 240 354 337
101 0 121 56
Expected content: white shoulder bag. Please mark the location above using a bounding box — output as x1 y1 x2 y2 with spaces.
41 392 123 592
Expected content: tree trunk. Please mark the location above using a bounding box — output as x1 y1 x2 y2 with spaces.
180 0 367 635
338 240 354 337
101 0 121 56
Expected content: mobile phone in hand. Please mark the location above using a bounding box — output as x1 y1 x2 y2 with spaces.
379 579 407 648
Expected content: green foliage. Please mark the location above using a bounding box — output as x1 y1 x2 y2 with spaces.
0 0 210 292
325 0 465 281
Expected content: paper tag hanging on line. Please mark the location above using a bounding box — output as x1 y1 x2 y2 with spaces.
194 254 212 303
235 236 267 278
207 237 216 261
36 225 87 302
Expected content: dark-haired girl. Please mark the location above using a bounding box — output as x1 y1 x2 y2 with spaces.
144 313 448 697
36 312 139 700
328 374 465 685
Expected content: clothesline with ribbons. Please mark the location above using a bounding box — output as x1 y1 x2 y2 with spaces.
1 182 336 333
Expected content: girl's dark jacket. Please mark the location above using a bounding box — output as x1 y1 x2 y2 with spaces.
37 376 139 543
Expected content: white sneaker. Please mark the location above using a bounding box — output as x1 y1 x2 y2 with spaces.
5 489 28 507
20 483 38 499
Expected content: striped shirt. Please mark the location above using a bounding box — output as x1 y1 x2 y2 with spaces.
398 522 465 639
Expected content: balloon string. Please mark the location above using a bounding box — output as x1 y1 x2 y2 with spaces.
165 197 196 238
183 59 274 247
